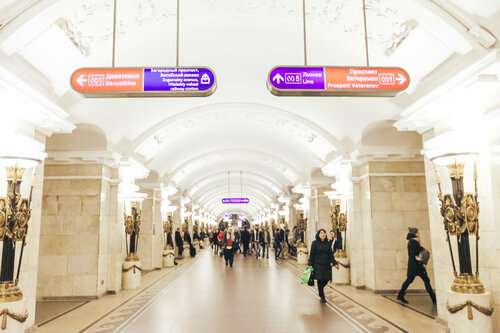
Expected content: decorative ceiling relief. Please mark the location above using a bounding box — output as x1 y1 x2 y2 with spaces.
56 0 175 57
135 108 337 161
188 0 415 57
57 0 112 57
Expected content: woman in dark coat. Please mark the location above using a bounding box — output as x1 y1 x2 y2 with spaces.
307 229 339 303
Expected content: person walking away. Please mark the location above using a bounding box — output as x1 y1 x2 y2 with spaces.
397 228 436 304
307 229 339 303
175 228 183 259
222 228 236 267
289 226 296 254
275 225 285 259
184 230 192 245
253 226 261 258
285 227 290 254
241 227 251 257
260 227 270 258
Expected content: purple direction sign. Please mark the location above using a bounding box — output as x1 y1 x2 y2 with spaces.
222 198 250 204
144 68 216 94
267 66 325 96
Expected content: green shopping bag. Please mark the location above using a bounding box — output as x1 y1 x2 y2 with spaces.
301 267 314 285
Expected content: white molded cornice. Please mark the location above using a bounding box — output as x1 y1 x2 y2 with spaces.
0 56 75 136
394 49 500 134
351 145 423 166
46 150 122 167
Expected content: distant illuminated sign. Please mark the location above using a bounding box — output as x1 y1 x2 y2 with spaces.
267 66 409 97
222 198 250 204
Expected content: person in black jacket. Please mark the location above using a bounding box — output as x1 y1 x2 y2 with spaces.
397 227 436 304
184 230 192 245
175 228 183 259
307 229 339 303
275 226 285 259
241 227 251 256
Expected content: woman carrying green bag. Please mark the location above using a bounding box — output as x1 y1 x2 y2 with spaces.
301 267 314 285
307 229 339 303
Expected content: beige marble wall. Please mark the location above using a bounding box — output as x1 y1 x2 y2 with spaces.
349 161 434 292
369 162 434 292
349 178 366 288
38 164 120 299
105 175 123 294
137 187 162 271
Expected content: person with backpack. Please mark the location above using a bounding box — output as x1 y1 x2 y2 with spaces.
397 227 436 304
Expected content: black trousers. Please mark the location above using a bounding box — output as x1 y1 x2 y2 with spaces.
275 242 283 258
261 243 269 257
317 280 328 299
177 244 183 257
399 268 435 297
224 248 234 267
243 242 249 255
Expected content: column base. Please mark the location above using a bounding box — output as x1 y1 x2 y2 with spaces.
333 257 350 284
297 246 308 265
193 240 200 253
163 248 175 267
122 260 142 290
446 290 493 333
204 238 210 247
0 297 27 332
183 243 190 258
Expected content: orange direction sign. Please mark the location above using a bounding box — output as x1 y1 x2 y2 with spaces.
268 66 409 97
70 67 216 97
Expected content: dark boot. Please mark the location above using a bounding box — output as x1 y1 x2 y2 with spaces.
397 293 409 304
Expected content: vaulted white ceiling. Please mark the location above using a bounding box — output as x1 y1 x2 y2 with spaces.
1 0 498 219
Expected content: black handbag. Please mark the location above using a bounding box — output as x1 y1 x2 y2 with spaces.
308 270 315 286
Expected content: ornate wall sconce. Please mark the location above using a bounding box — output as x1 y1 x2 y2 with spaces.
433 154 494 328
123 196 144 262
0 157 40 329
434 158 483 293
182 217 188 233
330 198 348 258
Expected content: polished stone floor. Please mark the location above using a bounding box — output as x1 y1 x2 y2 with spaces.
37 249 446 333
124 251 359 333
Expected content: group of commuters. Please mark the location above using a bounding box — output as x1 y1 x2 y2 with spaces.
173 228 209 259
208 224 299 267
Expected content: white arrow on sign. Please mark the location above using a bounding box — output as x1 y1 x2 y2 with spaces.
396 74 406 85
76 74 87 86
273 73 284 84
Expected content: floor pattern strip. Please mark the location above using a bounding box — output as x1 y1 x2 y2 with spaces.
81 256 199 333
277 258 407 333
